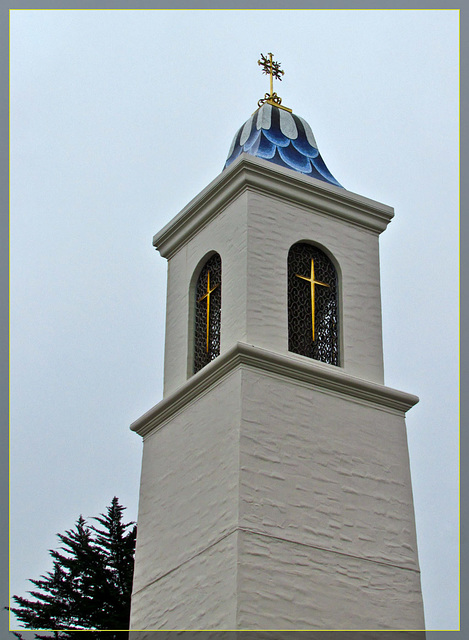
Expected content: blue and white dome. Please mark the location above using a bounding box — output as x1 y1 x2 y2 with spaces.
224 103 342 188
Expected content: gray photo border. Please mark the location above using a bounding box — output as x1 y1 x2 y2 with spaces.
2 1 463 639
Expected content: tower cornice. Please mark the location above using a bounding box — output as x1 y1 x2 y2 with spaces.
153 154 394 259
130 341 418 439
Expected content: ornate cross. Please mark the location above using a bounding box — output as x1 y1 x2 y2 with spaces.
198 271 219 353
296 258 330 342
257 52 290 110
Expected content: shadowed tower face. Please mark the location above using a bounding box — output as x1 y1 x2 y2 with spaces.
129 55 425 633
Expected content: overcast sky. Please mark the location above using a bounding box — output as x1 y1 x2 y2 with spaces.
9 9 459 631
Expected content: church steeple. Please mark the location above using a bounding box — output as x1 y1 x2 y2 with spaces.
224 53 342 187
129 59 425 632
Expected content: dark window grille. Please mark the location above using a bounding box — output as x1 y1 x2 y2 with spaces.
194 253 222 374
288 243 339 365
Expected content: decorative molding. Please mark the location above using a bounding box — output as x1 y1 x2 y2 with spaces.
130 342 418 438
153 155 394 259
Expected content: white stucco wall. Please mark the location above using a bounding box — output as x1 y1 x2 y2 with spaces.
130 370 242 629
238 367 419 570
130 531 239 630
237 529 424 630
130 353 424 630
236 366 424 630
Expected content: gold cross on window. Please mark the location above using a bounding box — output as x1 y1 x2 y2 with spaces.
197 271 219 353
296 258 330 342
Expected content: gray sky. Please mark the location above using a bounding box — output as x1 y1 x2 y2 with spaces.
9 9 459 631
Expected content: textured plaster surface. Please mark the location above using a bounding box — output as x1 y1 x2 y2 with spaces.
129 632 425 640
237 530 425 630
130 364 423 630
162 192 248 397
130 370 241 607
130 531 238 630
239 368 420 570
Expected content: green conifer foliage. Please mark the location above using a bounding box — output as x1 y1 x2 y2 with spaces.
10 498 137 640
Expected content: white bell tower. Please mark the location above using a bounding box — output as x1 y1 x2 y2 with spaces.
129 56 425 632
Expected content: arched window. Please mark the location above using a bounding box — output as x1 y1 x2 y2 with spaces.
288 242 339 366
193 253 222 374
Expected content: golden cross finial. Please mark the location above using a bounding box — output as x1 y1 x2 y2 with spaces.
257 52 291 111
296 258 330 342
198 271 219 353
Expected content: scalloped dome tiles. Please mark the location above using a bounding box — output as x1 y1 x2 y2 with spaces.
224 103 342 188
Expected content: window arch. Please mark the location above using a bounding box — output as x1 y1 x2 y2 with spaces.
193 253 222 374
288 242 339 366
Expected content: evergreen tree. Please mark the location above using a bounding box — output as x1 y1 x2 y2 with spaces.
10 498 136 640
